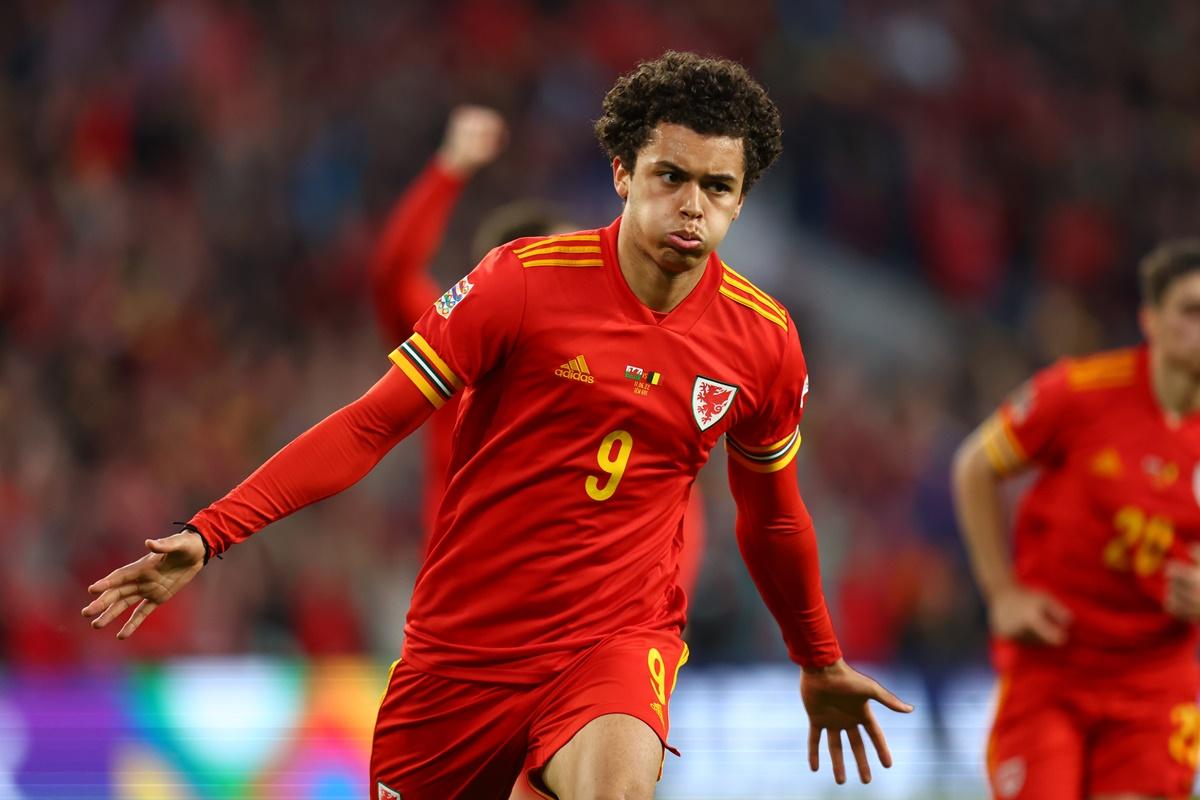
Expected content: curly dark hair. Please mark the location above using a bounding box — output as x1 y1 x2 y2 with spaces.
594 51 783 194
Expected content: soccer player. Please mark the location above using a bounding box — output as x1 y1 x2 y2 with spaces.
953 239 1200 800
82 52 911 799
370 104 710 595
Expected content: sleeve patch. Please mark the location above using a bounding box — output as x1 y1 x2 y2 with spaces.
435 276 475 319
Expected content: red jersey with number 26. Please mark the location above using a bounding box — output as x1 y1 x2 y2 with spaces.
982 347 1200 672
388 217 806 684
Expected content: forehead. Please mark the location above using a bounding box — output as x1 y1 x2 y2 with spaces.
638 122 744 177
1161 270 1200 307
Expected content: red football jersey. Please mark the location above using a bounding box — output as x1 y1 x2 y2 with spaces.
983 347 1200 671
389 218 807 683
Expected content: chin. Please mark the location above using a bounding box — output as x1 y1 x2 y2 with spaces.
658 246 707 272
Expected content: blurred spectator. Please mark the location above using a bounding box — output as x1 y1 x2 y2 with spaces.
2 0 1193 671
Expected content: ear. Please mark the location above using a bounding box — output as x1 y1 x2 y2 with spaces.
1139 305 1156 344
613 157 631 201
732 191 746 221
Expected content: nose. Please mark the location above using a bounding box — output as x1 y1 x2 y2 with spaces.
679 182 702 219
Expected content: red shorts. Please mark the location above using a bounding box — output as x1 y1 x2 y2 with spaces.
370 628 688 800
987 659 1200 799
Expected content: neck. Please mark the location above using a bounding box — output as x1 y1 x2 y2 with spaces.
1150 347 1200 420
616 223 707 313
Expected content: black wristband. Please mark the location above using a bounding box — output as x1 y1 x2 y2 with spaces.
174 521 215 565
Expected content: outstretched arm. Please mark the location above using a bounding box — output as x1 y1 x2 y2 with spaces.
371 105 506 342
82 366 434 638
728 456 912 785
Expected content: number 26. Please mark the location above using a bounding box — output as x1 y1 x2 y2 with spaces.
586 430 633 501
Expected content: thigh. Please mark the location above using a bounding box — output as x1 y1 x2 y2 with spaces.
988 671 1086 800
526 629 689 799
371 660 532 800
540 714 662 800
1088 684 1199 799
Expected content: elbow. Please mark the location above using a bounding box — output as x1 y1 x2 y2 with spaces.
951 433 999 498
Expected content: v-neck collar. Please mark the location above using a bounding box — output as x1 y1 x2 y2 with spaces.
599 216 720 334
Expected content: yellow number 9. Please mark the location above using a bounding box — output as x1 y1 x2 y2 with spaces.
648 647 667 705
586 430 633 501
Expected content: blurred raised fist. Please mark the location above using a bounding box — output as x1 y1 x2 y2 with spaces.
437 105 507 177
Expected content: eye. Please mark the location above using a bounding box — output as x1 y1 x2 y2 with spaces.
708 182 731 194
660 171 682 184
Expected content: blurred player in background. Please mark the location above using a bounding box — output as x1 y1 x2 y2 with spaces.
370 105 707 594
83 52 910 799
369 105 568 537
954 240 1200 800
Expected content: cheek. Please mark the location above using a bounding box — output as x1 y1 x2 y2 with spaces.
1163 316 1200 351
706 198 739 229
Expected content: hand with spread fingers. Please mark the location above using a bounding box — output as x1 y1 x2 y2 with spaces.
802 659 914 785
81 531 207 639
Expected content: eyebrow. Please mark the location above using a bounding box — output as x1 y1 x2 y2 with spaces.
653 160 738 184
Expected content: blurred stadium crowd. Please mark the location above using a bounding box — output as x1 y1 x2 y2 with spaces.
2 0 1199 692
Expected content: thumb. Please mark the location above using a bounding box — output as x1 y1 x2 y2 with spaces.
145 534 190 554
872 683 914 714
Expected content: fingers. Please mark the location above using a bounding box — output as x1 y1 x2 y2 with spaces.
90 593 142 630
847 727 871 783
872 683 915 714
1029 610 1068 646
82 582 142 618
808 725 819 772
864 708 893 769
117 599 158 640
1167 559 1200 588
827 727 846 785
87 560 148 595
1039 593 1074 626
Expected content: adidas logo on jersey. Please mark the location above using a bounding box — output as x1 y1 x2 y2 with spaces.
555 355 595 384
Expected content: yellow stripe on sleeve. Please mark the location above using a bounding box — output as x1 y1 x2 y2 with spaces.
519 258 604 268
389 349 446 409
979 415 1025 474
996 412 1028 464
513 234 600 256
981 431 1011 475
722 263 786 316
408 333 463 390
717 286 788 329
722 273 786 319
515 245 602 259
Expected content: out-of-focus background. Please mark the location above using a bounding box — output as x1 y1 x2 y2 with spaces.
2 1 1198 798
